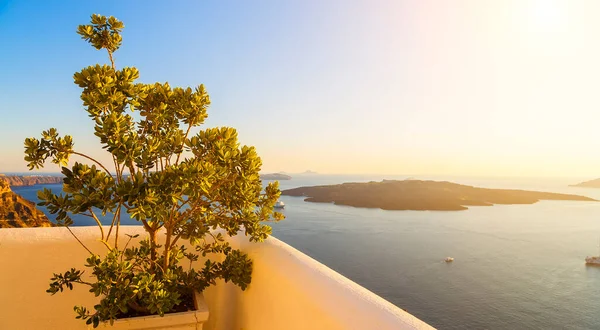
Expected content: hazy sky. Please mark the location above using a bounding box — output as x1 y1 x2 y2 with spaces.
1 0 600 177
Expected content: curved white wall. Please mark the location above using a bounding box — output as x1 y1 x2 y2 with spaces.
0 227 434 330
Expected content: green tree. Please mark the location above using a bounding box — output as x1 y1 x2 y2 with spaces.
24 14 283 327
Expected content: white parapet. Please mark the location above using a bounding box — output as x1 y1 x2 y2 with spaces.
0 226 434 330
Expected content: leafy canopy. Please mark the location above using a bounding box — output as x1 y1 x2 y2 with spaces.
25 14 283 327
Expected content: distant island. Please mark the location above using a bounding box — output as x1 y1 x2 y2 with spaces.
302 170 318 174
0 178 54 228
281 180 596 211
570 178 600 188
260 173 292 180
0 174 63 186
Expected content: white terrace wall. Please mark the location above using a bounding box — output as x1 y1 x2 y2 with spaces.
0 226 434 330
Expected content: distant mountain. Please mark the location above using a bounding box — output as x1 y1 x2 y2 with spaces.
0 178 55 228
302 170 318 174
570 178 600 188
0 174 63 186
260 173 292 180
282 180 596 211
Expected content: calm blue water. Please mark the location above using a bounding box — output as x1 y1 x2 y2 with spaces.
12 175 600 329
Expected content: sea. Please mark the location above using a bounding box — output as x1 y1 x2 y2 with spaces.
11 174 600 330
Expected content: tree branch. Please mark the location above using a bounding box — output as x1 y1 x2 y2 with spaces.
115 208 120 249
105 209 118 242
74 279 94 287
66 226 94 255
107 50 115 70
176 198 191 212
127 160 136 178
163 225 173 269
72 151 113 178
119 161 128 179
140 218 152 232
98 239 113 251
105 203 122 244
175 124 192 165
88 208 105 240
127 300 147 314
112 156 121 184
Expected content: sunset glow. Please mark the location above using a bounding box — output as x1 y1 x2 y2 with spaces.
1 1 600 177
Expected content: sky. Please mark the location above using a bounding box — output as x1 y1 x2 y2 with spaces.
1 0 600 177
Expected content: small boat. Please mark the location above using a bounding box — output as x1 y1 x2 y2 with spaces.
444 257 454 262
274 201 285 209
586 239 600 265
585 256 600 265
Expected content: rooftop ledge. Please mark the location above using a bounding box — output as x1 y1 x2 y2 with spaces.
0 226 434 330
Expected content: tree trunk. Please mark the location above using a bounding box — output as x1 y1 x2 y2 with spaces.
163 226 172 270
128 300 149 314
149 229 158 265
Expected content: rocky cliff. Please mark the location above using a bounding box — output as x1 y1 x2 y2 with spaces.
0 178 55 228
0 174 63 186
